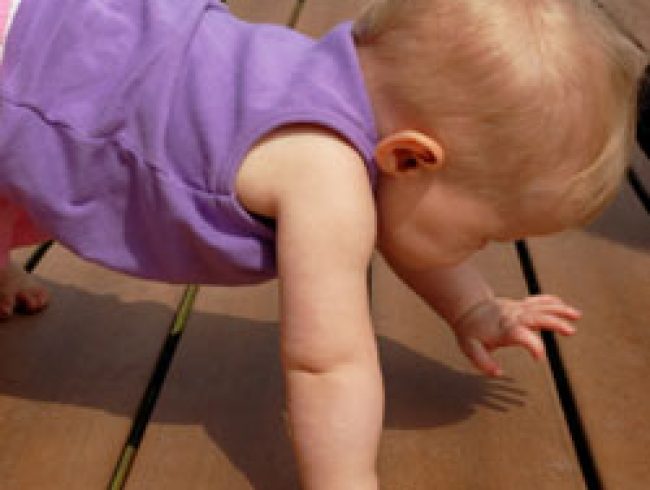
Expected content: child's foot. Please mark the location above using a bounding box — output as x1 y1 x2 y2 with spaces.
0 263 49 319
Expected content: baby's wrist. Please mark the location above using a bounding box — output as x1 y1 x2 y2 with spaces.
451 296 497 332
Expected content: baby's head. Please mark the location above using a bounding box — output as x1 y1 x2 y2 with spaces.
354 0 646 268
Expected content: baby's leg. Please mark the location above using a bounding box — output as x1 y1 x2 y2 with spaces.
0 199 50 319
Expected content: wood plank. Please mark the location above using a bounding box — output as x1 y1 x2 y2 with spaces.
372 248 585 490
8 244 40 268
296 0 368 37
124 283 298 490
527 182 650 489
126 253 585 490
0 246 183 489
226 0 296 25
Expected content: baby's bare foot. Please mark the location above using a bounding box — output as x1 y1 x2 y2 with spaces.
0 263 49 319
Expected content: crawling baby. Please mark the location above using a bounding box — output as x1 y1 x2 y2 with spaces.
0 0 644 488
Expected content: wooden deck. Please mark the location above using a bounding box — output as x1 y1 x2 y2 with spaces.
2 1 649 488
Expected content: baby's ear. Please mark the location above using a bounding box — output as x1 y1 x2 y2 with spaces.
375 130 445 176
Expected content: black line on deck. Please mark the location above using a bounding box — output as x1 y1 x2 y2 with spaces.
514 240 603 490
627 168 650 214
23 240 55 273
288 0 306 28
107 285 199 490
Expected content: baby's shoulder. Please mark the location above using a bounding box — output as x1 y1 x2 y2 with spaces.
235 124 374 222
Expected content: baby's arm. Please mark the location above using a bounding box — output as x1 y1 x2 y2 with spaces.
386 258 580 376
273 130 382 489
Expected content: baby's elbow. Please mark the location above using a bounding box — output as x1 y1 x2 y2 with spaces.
281 326 379 377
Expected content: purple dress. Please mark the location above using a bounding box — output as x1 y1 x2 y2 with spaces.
0 0 378 284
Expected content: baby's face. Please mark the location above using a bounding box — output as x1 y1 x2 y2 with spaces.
376 175 564 270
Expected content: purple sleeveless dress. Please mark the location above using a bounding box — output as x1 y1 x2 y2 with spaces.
0 0 378 284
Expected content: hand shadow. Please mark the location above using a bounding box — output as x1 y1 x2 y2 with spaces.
0 280 526 489
379 340 525 430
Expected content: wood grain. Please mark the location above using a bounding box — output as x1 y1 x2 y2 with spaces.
0 246 182 489
371 248 585 490
528 182 650 490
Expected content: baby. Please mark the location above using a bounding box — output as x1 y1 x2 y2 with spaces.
0 0 645 488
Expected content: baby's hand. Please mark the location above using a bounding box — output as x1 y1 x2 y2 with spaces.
451 295 581 377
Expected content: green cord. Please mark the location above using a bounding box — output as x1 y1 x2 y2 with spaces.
106 285 199 490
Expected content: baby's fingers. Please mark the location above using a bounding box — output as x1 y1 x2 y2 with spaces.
507 327 546 361
459 337 504 377
526 295 582 320
522 312 577 336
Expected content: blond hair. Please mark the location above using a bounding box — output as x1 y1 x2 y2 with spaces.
355 0 646 228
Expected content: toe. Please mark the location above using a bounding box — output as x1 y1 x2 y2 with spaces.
16 287 50 314
0 264 49 318
0 296 16 319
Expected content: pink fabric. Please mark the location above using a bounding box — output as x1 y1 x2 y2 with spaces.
0 0 50 266
0 198 50 267
0 1 9 41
